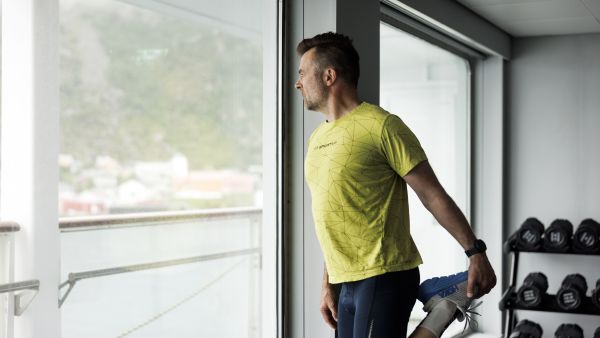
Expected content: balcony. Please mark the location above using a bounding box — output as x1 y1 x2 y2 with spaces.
1 208 262 338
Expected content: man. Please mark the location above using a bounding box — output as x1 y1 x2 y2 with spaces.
296 32 496 338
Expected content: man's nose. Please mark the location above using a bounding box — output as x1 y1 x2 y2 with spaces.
295 79 301 89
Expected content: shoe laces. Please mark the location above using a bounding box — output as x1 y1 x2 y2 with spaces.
455 300 482 332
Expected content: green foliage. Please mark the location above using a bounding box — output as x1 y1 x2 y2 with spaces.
60 3 263 170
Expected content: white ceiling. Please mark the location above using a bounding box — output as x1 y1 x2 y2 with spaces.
456 0 600 37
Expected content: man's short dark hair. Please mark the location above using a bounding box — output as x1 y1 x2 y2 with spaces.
296 32 360 88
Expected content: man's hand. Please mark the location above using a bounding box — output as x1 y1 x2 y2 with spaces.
320 283 339 329
467 253 496 298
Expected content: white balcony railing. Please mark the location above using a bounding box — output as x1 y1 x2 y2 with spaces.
59 207 262 338
2 208 262 338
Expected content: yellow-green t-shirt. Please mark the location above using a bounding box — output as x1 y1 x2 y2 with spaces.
305 102 427 283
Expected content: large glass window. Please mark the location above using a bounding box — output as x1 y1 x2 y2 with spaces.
60 0 263 216
59 1 272 337
380 22 471 332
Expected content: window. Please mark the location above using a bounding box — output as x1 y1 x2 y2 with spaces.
59 1 277 337
380 21 471 332
60 0 264 216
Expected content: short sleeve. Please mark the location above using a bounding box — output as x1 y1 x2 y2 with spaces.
381 114 427 177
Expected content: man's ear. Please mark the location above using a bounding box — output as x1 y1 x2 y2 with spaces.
323 68 337 86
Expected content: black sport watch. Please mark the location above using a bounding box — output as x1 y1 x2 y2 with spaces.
465 239 487 257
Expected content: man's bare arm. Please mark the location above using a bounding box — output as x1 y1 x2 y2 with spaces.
320 265 338 329
403 160 496 297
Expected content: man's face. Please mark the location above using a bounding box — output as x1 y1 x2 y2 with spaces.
295 48 328 112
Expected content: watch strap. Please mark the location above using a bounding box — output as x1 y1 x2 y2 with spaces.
465 239 486 257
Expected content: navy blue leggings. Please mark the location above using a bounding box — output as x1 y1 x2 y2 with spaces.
336 268 420 338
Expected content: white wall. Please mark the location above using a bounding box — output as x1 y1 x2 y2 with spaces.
508 33 600 337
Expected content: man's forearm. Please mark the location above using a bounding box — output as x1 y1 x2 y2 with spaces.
404 161 496 296
323 265 330 286
424 190 477 250
322 264 340 300
404 161 478 250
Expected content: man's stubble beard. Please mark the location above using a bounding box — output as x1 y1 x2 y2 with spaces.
306 81 328 112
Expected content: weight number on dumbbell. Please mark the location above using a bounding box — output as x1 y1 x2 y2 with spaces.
556 274 587 311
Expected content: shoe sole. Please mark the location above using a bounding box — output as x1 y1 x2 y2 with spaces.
419 271 468 303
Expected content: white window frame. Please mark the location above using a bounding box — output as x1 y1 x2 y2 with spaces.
1 1 61 338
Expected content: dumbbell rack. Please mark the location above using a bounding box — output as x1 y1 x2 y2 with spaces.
499 241 600 337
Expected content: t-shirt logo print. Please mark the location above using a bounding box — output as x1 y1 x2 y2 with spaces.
314 141 337 150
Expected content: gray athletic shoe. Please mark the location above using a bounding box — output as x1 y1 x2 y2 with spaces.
417 271 482 336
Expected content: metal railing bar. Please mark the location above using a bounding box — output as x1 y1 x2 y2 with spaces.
59 207 261 231
66 247 260 282
0 221 21 233
0 280 39 294
59 247 260 306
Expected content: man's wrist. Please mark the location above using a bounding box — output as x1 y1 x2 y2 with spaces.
465 239 487 257
469 251 487 261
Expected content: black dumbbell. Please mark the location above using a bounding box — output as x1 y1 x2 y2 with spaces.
517 272 548 307
513 218 545 250
556 274 588 311
509 319 543 338
544 219 573 252
573 218 600 253
555 323 583 338
592 278 600 310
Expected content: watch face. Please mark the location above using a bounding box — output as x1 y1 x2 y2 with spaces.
476 239 486 251
466 240 486 257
